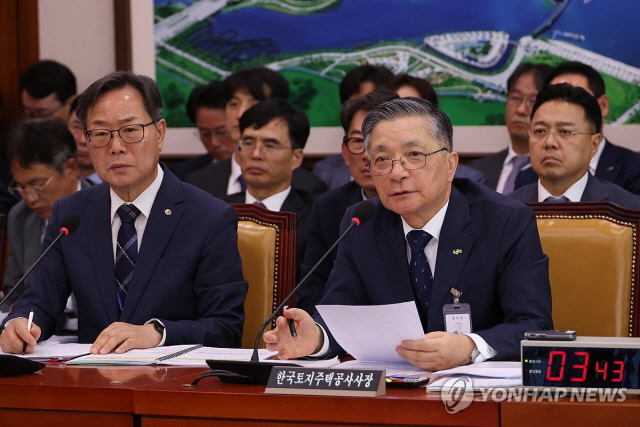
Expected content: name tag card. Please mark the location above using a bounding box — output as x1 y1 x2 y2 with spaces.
265 367 386 397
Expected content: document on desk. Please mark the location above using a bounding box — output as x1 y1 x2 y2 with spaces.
426 361 523 391
316 301 425 363
1 342 92 362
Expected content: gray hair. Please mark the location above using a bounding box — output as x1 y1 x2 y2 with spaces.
362 97 453 152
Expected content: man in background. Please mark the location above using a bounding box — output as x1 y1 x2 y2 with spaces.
509 84 640 209
226 98 315 279
515 61 640 195
469 63 552 193
173 82 235 180
67 97 102 184
20 60 77 122
187 67 326 197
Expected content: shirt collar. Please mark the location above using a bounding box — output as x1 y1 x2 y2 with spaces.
246 186 292 212
538 171 589 202
110 164 164 223
589 137 606 175
401 200 450 242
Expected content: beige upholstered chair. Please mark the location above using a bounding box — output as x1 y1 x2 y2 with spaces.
530 202 640 337
231 204 296 348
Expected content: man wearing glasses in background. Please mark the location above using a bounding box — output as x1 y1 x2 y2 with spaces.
225 98 315 281
509 84 640 209
20 60 77 122
0 71 247 355
469 63 552 193
264 98 552 371
1 118 91 323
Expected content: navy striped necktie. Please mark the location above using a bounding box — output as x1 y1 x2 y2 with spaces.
407 229 433 331
115 204 140 310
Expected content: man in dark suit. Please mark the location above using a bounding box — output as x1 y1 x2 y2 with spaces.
225 98 315 279
187 68 326 197
469 63 552 193
0 71 247 354
1 118 92 316
515 61 640 195
172 82 235 180
509 84 640 209
265 98 552 371
296 88 397 314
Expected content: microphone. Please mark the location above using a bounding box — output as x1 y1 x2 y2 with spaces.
203 201 375 385
0 214 81 309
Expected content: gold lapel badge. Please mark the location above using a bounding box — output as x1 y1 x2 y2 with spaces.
164 209 172 216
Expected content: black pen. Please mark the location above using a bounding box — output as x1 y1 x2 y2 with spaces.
284 306 297 339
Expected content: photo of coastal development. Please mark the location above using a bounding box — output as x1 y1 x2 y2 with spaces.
154 0 640 127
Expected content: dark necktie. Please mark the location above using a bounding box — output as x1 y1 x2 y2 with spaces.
407 229 434 331
254 201 266 208
115 204 140 310
544 195 570 202
238 175 247 192
503 155 530 194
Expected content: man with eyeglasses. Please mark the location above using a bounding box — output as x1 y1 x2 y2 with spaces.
68 97 102 184
264 98 552 371
469 63 552 193
20 60 77 122
0 71 247 355
509 84 640 209
515 61 640 196
187 67 326 198
226 98 315 280
1 118 91 323
172 81 235 181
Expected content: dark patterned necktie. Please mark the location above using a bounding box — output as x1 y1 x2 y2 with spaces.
407 229 434 331
544 195 570 202
503 155 530 194
238 175 247 192
115 204 140 310
254 201 266 208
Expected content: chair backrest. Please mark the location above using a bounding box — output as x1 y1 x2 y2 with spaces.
231 204 296 348
530 202 640 337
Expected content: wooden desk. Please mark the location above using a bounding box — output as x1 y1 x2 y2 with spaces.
133 372 499 427
0 363 203 427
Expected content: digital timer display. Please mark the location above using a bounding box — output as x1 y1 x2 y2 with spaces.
522 342 640 389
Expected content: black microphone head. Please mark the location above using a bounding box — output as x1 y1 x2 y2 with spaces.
60 214 81 235
351 200 375 226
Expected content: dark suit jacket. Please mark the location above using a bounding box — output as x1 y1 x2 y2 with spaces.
4 166 248 347
297 181 364 314
187 158 327 198
509 173 640 209
468 149 508 190
225 188 315 281
314 179 553 360
172 154 212 181
1 178 93 311
515 141 640 196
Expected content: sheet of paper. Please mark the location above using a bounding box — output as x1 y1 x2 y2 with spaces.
2 342 92 362
427 376 522 391
316 301 424 362
67 344 203 365
430 361 521 380
338 360 429 377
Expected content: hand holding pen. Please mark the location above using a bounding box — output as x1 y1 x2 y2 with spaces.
22 310 34 355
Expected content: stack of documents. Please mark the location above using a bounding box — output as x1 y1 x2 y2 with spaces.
426 361 522 391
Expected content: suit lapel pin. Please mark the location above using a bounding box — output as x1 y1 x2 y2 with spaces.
165 209 172 216
452 248 462 255
607 166 615 171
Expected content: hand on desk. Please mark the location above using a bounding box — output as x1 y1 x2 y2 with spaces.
91 322 162 354
0 318 41 354
264 308 322 360
396 331 476 371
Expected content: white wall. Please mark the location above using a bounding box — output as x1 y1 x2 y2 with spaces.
38 0 116 93
40 0 639 156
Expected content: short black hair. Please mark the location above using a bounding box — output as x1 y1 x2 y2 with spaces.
239 98 309 149
531 83 602 133
4 118 77 172
339 64 394 104
224 68 289 103
76 71 163 129
186 81 226 124
19 60 77 103
507 63 553 93
546 61 606 98
340 87 398 132
390 74 438 107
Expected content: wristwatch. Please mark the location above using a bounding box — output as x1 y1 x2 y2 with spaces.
470 347 483 364
151 320 165 335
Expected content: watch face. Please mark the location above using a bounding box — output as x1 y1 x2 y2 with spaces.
523 346 640 389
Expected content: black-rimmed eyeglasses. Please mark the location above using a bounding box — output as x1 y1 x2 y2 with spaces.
85 121 155 148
